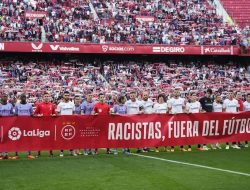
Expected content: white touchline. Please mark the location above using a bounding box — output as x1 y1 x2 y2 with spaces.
131 153 250 177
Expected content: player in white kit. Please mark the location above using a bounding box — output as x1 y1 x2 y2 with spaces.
167 89 187 152
186 92 202 114
140 91 154 152
153 94 168 114
186 92 202 151
223 91 240 150
141 91 154 114
125 91 144 153
153 94 168 152
125 91 144 115
57 91 76 157
211 94 223 149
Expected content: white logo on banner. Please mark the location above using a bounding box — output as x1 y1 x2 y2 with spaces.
8 127 50 140
102 45 109 52
8 127 22 141
31 43 43 50
0 43 5 50
50 45 60 50
152 47 185 53
50 45 80 51
204 47 231 54
61 125 76 140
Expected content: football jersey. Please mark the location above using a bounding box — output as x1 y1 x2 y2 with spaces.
153 103 168 113
74 104 82 115
223 99 239 113
199 96 213 112
34 102 56 116
81 101 95 115
186 101 201 113
0 103 14 116
93 102 110 115
243 101 250 111
15 103 33 116
113 104 127 115
213 102 223 112
141 99 154 114
125 100 142 114
167 97 185 114
57 101 75 115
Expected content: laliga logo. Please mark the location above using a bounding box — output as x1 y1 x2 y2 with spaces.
61 125 76 140
8 127 22 141
8 127 50 141
102 45 109 52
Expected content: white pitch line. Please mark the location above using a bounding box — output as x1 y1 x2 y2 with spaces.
130 153 250 177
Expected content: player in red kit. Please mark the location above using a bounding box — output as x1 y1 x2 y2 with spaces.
34 92 56 117
92 93 110 115
34 92 56 157
92 93 110 154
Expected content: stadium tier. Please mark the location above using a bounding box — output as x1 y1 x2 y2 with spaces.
0 0 249 47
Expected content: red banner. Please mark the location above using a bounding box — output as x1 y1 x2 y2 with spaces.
25 11 47 18
0 42 247 55
0 112 250 152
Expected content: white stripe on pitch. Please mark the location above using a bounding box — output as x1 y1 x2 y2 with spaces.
131 153 250 177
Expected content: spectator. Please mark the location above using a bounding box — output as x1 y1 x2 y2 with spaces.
223 90 240 150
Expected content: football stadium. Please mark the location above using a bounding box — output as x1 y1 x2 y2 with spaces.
0 0 250 189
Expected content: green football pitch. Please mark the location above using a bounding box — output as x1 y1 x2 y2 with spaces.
0 146 249 190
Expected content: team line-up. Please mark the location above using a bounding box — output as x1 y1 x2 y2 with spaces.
0 88 249 159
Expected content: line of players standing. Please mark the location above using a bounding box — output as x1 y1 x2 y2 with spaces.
0 88 249 159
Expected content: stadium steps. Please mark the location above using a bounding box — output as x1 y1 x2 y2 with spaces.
41 26 46 42
220 0 250 27
89 1 99 20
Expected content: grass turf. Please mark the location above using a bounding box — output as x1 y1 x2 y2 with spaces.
0 147 249 190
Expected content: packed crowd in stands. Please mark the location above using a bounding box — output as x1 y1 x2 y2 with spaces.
0 58 250 106
0 0 249 46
